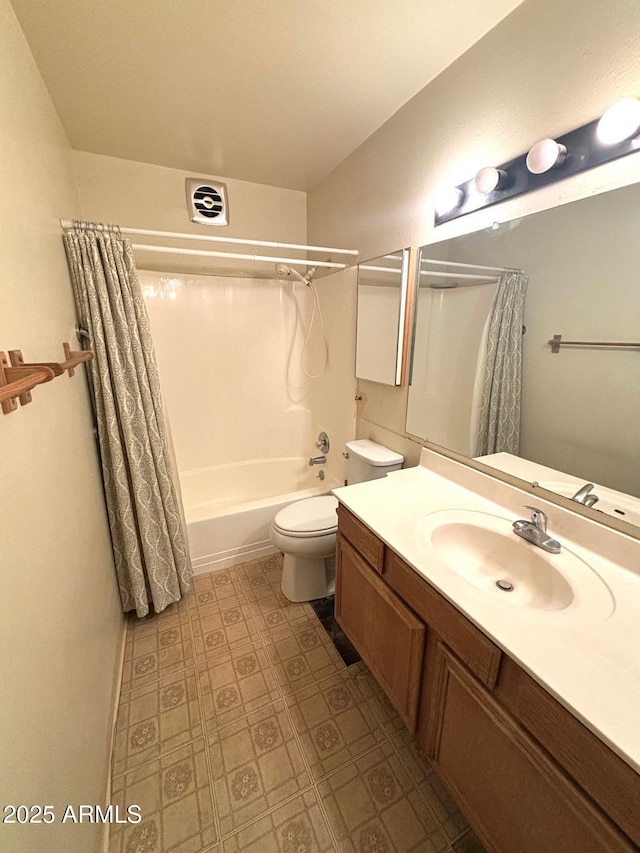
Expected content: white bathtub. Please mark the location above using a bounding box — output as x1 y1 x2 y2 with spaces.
180 457 340 573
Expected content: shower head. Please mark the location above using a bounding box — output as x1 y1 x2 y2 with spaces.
274 263 314 285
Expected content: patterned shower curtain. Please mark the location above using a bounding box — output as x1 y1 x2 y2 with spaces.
63 222 192 616
475 270 529 457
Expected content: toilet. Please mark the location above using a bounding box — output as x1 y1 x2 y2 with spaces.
270 439 404 602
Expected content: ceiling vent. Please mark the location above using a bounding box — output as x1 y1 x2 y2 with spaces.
185 178 229 226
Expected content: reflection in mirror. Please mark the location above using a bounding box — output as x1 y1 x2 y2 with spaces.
356 249 409 385
407 252 526 455
407 182 640 528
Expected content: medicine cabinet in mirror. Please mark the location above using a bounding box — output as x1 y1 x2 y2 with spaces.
406 181 640 534
355 248 409 386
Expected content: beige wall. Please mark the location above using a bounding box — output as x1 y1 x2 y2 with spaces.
73 150 308 274
307 0 640 467
0 4 124 852
306 266 358 484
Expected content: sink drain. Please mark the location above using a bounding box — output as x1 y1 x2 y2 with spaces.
496 579 514 592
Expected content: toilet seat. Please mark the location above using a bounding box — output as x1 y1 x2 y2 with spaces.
272 495 339 538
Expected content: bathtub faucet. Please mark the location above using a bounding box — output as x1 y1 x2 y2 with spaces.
308 455 326 466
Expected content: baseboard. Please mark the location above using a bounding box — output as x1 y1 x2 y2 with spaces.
102 614 128 853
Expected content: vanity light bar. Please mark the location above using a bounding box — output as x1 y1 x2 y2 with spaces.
434 98 640 225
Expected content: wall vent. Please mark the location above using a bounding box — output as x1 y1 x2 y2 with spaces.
185 178 229 225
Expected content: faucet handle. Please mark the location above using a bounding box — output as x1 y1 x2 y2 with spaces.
315 431 330 454
524 506 548 531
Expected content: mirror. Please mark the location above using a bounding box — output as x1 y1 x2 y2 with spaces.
407 181 640 529
356 248 409 385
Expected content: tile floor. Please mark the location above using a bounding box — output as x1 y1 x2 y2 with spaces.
108 554 485 853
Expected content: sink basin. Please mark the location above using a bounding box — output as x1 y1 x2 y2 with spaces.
417 509 614 621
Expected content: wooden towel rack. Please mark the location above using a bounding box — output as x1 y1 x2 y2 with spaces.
0 343 93 414
548 334 640 354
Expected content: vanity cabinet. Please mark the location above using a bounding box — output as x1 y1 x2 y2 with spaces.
335 503 640 852
430 645 633 852
335 535 425 732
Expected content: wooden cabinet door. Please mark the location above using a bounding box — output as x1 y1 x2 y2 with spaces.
335 535 425 732
428 644 635 853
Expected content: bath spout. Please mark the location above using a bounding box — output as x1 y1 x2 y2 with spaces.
308 455 326 466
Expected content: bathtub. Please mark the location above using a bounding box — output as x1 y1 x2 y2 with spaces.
180 457 341 574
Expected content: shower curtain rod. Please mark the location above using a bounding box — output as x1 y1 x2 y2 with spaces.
419 270 498 281
129 244 348 269
359 264 403 273
59 220 358 256
420 257 518 275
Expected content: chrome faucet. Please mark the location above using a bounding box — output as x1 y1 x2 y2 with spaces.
512 506 561 553
571 482 600 507
308 455 326 466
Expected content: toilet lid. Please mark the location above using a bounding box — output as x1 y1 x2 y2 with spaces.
273 496 339 536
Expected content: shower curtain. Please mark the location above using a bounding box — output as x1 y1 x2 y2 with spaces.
63 222 192 617
475 270 529 456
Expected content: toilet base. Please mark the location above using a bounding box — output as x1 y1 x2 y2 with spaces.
281 553 335 603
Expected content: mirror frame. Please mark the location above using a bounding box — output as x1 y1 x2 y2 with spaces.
355 248 411 386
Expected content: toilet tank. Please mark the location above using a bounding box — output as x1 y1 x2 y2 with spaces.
345 439 404 484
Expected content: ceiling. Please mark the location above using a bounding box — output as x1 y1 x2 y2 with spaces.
11 0 523 191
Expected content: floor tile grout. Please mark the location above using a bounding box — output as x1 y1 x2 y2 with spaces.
385 727 458 849
214 783 317 844
110 556 478 852
234 558 343 851
204 560 291 846
192 557 328 847
185 580 223 848
205 560 358 853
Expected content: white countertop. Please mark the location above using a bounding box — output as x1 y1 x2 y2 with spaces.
333 448 640 773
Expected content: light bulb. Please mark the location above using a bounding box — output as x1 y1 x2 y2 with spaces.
597 98 640 145
526 138 567 174
474 167 506 194
434 186 464 216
